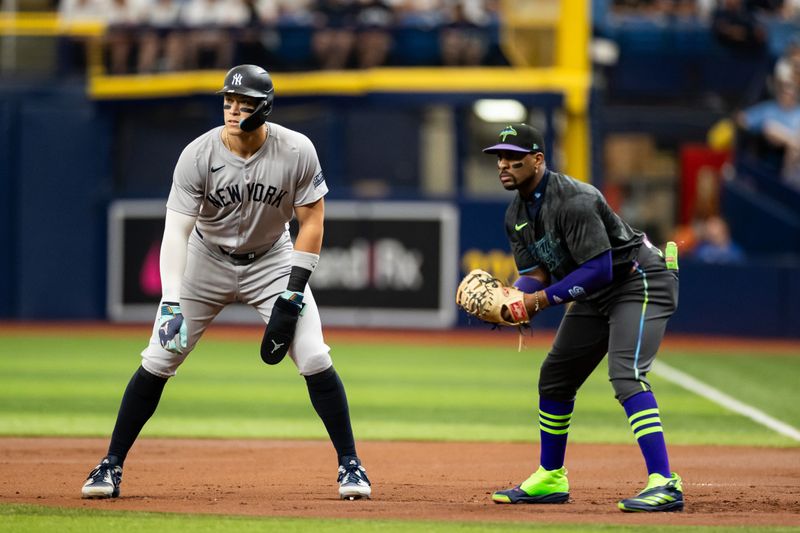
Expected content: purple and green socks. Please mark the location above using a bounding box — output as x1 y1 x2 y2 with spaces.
623 391 671 477
539 397 574 470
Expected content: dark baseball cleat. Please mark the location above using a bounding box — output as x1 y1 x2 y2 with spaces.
81 457 123 499
337 456 371 500
618 472 684 512
492 466 569 504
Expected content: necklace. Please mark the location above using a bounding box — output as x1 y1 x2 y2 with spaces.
222 124 267 155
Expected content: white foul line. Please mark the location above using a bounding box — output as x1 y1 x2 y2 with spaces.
654 360 800 442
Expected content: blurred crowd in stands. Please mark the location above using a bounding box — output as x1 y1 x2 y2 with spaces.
605 0 795 21
52 0 800 260
58 0 504 74
593 0 800 264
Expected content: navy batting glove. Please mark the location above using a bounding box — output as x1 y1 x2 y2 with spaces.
260 293 303 365
158 302 188 355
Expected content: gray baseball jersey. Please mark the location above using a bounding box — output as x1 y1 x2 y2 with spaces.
167 123 328 253
141 122 332 378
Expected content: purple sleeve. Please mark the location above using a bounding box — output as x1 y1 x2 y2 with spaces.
513 276 546 294
543 250 613 305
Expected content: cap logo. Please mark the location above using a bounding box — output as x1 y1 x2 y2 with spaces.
532 143 539 150
499 125 517 142
232 73 243 85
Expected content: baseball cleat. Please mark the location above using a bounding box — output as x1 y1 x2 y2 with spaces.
337 456 371 500
618 472 684 512
492 466 569 504
81 457 123 499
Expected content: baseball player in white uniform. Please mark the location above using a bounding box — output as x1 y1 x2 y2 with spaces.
81 64 371 501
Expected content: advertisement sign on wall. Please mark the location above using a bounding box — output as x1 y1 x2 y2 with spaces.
107 200 459 328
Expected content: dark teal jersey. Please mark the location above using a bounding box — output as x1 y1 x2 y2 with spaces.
505 170 643 282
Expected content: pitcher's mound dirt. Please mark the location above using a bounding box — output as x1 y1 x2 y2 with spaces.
1 437 798 527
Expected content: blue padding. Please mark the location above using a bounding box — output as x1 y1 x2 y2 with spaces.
722 179 800 255
17 91 113 318
736 159 800 215
669 259 798 337
0 99 14 317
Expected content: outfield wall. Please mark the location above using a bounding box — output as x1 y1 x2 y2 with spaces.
1 84 798 337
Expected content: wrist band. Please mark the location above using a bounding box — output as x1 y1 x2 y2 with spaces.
292 250 319 272
287 251 320 293
533 291 541 313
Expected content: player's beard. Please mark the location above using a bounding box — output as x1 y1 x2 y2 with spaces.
500 174 519 190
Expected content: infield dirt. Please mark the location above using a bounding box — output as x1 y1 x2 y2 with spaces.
1 437 798 527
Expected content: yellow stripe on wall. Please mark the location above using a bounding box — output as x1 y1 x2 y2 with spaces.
89 67 590 107
0 12 104 36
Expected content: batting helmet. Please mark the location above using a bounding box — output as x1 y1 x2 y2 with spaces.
217 64 274 131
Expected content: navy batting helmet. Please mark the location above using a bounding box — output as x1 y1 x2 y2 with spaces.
217 64 274 131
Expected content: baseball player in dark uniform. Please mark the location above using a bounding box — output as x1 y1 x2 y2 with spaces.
81 64 371 501
483 123 683 512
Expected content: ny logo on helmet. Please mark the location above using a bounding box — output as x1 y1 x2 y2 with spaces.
232 73 243 85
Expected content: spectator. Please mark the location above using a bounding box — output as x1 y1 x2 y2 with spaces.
692 215 746 264
746 0 784 13
773 33 800 89
439 0 488 66
58 0 105 74
103 0 145 74
234 0 282 67
354 0 395 68
737 73 800 183
311 0 358 69
711 0 771 106
136 0 184 72
59 0 105 23
277 0 316 22
180 0 246 70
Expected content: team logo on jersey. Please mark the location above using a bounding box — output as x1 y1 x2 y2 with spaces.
232 73 243 85
529 234 565 273
499 125 517 142
313 171 325 189
205 183 288 209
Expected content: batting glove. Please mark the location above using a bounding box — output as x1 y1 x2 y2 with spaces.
260 292 303 365
158 302 188 354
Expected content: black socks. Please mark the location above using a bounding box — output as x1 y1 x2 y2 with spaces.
107 366 168 466
305 366 357 462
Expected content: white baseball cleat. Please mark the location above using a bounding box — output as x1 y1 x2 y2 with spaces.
337 456 371 500
81 458 123 499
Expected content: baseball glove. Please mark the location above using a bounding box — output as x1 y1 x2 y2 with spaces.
456 269 529 326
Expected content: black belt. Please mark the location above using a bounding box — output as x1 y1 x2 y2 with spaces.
218 246 266 265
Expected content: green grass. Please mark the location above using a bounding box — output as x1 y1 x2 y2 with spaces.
0 334 797 446
1 332 798 532
660 351 800 428
1 504 795 533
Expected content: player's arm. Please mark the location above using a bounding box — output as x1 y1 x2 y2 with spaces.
285 197 324 297
157 208 197 354
293 197 324 255
259 198 323 365
160 209 197 301
513 267 550 293
522 250 613 315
